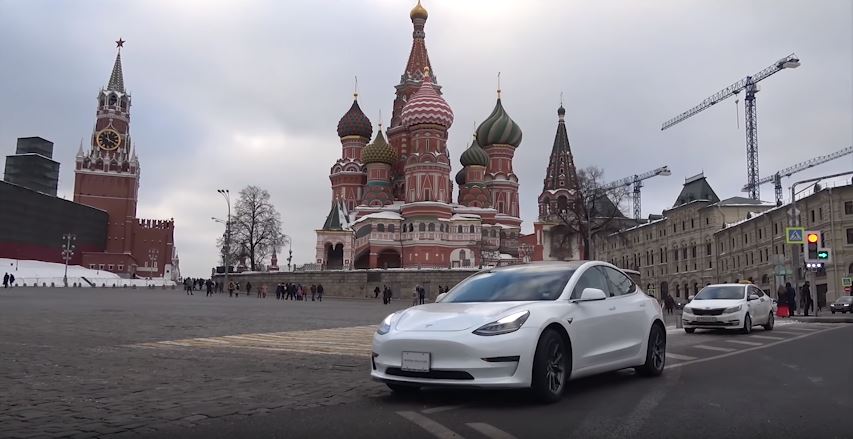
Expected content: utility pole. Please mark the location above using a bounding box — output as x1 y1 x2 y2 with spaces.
61 233 76 287
217 189 231 292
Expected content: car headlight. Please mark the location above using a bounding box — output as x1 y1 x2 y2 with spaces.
377 312 399 335
682 306 693 314
724 305 742 313
473 311 530 336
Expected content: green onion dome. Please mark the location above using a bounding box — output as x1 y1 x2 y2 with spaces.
476 98 522 147
459 135 489 167
361 129 395 165
455 168 466 185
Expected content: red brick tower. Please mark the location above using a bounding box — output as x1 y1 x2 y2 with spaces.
74 40 139 256
456 134 490 207
361 126 396 206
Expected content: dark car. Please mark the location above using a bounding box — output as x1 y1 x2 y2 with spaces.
830 296 853 314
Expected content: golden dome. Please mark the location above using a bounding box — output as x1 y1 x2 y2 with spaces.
410 0 428 20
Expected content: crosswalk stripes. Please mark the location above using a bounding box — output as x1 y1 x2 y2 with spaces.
132 325 377 357
725 340 762 347
748 335 784 341
692 344 736 353
666 352 697 361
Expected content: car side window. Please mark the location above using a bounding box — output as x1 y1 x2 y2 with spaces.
600 266 636 297
751 287 765 298
571 266 609 299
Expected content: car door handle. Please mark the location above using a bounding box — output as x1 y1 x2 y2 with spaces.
608 306 616 311
639 303 647 307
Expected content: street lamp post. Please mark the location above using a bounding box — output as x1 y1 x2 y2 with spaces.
148 248 159 279
217 189 231 293
61 233 76 287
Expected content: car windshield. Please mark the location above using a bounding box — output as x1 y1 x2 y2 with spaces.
835 296 853 304
693 285 745 300
442 266 575 302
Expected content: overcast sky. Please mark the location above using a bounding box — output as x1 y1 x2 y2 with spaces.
1 0 851 277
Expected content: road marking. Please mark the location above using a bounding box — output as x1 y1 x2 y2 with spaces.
769 331 801 336
422 405 465 414
780 326 818 332
748 335 783 341
665 352 697 361
466 423 517 439
725 340 763 347
397 411 465 439
129 325 377 357
665 325 845 370
693 344 735 353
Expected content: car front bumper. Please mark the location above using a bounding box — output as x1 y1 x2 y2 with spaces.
681 311 742 328
370 327 538 388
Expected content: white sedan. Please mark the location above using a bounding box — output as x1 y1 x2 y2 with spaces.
370 261 666 402
682 283 775 334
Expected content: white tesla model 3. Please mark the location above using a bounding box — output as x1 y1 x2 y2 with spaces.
370 261 666 402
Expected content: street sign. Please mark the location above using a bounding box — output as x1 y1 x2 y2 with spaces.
785 227 804 244
842 277 852 287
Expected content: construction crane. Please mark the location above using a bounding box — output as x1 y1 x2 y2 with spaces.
742 146 853 205
600 165 672 220
661 53 801 201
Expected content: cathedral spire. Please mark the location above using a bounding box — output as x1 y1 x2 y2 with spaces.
403 1 433 82
544 104 579 192
107 39 125 93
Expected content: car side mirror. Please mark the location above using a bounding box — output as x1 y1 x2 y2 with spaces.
435 292 447 303
687 295 694 301
748 294 759 301
575 288 607 302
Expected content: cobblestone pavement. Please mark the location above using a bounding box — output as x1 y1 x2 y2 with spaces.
0 287 406 438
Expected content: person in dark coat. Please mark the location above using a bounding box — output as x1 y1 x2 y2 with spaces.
3 273 8 288
418 285 426 305
316 284 324 301
374 286 381 299
246 282 253 296
800 282 813 316
311 284 317 301
785 282 796 316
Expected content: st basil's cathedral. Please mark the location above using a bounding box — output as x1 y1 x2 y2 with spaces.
315 1 527 270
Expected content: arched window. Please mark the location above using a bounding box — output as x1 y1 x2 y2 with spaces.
388 224 395 233
109 94 118 106
377 224 385 232
490 230 497 238
428 223 435 232
419 223 426 232
469 225 475 234
457 225 463 234
408 223 414 233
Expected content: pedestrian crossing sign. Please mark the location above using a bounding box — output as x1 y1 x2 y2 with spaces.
785 227 805 244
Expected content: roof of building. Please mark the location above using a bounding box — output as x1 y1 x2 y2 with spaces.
322 199 350 230
400 67 453 129
107 50 125 93
459 135 489 167
410 0 428 20
542 104 579 192
454 168 466 185
352 210 404 225
361 128 395 165
476 97 522 148
336 98 373 139
673 173 719 207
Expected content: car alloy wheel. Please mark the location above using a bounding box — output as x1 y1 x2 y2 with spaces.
741 314 752 334
637 324 666 377
532 329 568 403
763 312 774 331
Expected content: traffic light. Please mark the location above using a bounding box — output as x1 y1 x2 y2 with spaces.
817 248 831 261
805 231 820 261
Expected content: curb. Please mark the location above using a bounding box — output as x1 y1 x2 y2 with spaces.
789 317 853 324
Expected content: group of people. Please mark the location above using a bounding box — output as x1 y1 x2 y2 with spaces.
373 284 453 306
3 272 15 288
777 281 815 317
274 282 324 301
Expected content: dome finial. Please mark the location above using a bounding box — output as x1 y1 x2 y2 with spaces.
497 72 501 99
353 75 358 100
410 0 428 20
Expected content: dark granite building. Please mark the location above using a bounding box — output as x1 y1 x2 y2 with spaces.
3 136 60 196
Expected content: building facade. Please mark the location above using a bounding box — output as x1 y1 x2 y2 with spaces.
3 137 60 196
596 175 853 305
315 1 525 270
72 41 175 278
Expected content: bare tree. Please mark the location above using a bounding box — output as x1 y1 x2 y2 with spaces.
554 166 632 260
224 185 286 271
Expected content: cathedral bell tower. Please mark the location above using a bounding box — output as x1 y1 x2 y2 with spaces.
73 39 140 255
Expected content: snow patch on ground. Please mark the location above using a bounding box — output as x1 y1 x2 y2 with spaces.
1 258 174 287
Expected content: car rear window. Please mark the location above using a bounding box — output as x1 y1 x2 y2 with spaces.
836 296 853 304
443 266 575 302
694 285 745 300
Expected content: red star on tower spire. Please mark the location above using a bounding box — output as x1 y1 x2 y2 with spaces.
115 38 125 48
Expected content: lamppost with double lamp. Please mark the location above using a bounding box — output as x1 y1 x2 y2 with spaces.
217 189 231 291
61 233 76 287
148 248 159 279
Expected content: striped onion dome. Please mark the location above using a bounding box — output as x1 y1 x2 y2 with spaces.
459 135 489 167
400 67 454 129
337 97 372 139
362 128 395 165
476 98 522 147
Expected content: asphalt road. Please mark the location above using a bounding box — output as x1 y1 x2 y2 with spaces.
1 287 850 439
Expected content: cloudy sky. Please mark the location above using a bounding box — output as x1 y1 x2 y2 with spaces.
1 0 851 277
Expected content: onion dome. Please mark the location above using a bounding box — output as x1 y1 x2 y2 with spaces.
400 67 454 129
459 135 489 167
476 98 522 147
410 0 428 20
362 128 395 165
557 104 566 117
455 168 466 186
336 97 372 139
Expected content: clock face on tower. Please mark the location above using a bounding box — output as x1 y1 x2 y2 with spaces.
96 128 122 151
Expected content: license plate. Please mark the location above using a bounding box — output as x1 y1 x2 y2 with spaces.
401 352 430 372
696 316 717 322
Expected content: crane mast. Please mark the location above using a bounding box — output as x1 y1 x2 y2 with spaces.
742 146 853 205
600 166 672 220
661 53 800 200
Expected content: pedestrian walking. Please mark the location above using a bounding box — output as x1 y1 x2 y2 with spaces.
3 272 8 288
785 282 797 316
246 282 253 297
418 285 426 305
296 284 303 301
411 286 419 306
311 284 317 301
664 294 675 315
317 283 324 301
800 282 813 316
206 279 213 296
374 286 381 299
228 281 235 297
184 277 193 295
